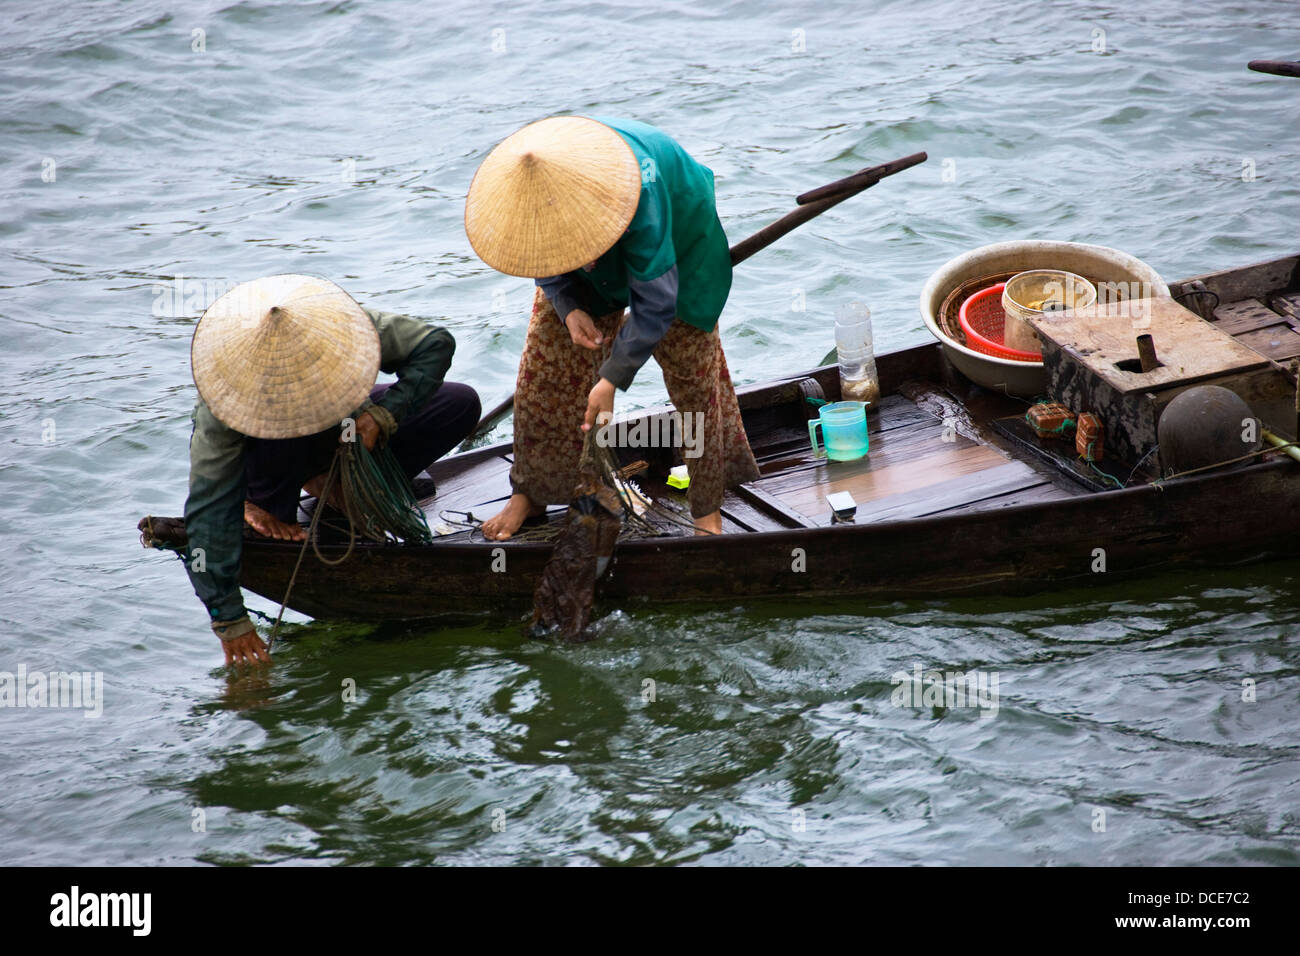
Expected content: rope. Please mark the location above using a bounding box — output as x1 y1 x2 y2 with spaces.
338 440 432 545
269 450 344 648
1086 460 1125 489
1126 445 1160 485
1173 287 1220 312
267 440 430 648
1152 439 1300 488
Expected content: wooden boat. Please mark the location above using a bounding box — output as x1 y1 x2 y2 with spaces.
237 252 1300 621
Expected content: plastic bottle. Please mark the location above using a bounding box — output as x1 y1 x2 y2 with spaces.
835 301 880 406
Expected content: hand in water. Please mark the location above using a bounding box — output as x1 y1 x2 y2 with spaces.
221 631 271 666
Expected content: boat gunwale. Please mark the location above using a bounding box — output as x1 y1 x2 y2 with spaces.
247 452 1297 557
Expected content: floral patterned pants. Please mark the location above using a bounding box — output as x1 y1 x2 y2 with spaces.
511 288 760 518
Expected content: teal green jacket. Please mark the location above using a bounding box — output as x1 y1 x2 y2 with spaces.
183 308 454 637
537 117 732 390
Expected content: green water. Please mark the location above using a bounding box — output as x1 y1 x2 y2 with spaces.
1 0 1298 864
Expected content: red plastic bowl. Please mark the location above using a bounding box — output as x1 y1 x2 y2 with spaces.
958 283 1041 362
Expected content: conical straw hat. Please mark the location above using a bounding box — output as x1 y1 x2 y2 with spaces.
465 116 641 277
190 274 381 439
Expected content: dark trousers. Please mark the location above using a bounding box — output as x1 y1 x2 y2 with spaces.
243 382 481 522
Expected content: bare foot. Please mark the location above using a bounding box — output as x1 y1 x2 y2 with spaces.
302 471 346 510
481 493 544 541
244 501 307 541
694 510 722 536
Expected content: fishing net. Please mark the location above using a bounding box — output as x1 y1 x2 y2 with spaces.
528 477 623 641
335 440 432 545
527 426 700 641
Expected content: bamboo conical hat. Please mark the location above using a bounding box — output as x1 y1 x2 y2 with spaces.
465 116 641 277
190 274 380 439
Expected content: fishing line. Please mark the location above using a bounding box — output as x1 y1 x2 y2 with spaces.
268 440 432 648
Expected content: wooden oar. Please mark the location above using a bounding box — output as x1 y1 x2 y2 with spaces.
1248 60 1300 78
464 150 928 442
793 151 928 206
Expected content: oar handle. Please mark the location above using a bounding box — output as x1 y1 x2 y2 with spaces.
1248 60 1300 78
728 151 927 266
795 151 928 205
470 393 516 442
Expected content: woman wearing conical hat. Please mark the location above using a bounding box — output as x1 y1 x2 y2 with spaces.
184 275 479 665
466 116 760 539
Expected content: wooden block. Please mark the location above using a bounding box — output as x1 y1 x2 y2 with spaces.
1030 297 1268 394
1266 292 1300 326
722 487 805 532
1029 296 1293 461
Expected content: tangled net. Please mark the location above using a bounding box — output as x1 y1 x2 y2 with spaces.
527 425 704 641
335 439 432 545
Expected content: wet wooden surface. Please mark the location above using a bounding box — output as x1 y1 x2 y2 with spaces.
743 392 1074 527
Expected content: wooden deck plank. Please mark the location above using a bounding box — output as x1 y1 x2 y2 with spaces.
1233 324 1300 360
930 479 1078 516
869 393 942 434
720 488 803 532
734 483 821 528
425 454 515 513
1211 297 1291 334
846 460 1050 525
761 441 1011 521
1268 292 1300 325
719 513 752 535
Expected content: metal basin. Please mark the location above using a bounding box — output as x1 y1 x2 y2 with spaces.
919 240 1170 396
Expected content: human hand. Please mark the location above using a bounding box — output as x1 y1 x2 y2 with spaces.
583 378 616 433
221 630 271 666
354 411 381 451
565 310 603 351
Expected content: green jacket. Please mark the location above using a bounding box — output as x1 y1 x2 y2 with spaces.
537 117 733 391
585 116 732 328
183 308 454 639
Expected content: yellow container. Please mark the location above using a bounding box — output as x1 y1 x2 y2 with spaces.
1002 270 1097 354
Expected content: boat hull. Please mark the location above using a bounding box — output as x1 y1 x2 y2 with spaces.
240 454 1300 619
